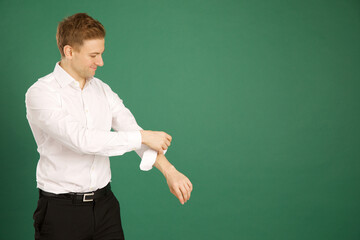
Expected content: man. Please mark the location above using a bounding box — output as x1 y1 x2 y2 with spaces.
25 13 192 240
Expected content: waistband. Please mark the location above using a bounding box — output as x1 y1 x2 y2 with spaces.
39 183 111 203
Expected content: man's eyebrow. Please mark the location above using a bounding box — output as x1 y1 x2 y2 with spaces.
89 50 105 54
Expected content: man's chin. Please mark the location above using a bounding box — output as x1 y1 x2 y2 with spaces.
86 73 95 79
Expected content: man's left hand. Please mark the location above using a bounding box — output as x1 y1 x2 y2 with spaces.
164 166 193 205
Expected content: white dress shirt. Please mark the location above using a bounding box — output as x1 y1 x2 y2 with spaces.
25 62 164 194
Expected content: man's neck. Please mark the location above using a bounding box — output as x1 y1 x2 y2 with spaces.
59 60 86 89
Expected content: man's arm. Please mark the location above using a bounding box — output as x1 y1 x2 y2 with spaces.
103 82 171 168
25 84 142 156
102 83 193 203
154 153 193 205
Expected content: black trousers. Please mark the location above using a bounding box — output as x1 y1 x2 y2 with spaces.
33 187 125 240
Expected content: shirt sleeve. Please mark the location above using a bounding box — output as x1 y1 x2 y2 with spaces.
25 84 142 157
103 83 167 171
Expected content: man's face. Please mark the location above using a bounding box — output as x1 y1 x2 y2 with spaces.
71 38 105 80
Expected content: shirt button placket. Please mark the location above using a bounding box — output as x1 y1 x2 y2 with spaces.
89 156 96 191
81 90 90 127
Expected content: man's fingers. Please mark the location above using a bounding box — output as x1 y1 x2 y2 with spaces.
144 131 173 153
184 184 191 201
161 134 171 151
166 133 172 142
174 188 184 205
187 180 193 192
179 185 188 203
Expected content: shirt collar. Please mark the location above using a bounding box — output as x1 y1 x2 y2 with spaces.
53 61 94 88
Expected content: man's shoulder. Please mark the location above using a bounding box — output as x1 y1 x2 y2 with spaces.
25 72 59 99
28 72 57 91
25 72 63 109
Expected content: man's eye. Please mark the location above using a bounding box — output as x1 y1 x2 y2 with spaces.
90 55 96 58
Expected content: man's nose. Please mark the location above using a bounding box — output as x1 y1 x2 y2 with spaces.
96 55 104 67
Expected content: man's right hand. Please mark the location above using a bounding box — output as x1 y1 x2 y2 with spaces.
140 130 172 154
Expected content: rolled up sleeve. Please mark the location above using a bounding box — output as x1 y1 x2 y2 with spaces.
103 83 167 171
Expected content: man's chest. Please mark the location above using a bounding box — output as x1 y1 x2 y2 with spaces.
58 86 112 131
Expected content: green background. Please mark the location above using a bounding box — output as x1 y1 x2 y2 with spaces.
1 0 359 239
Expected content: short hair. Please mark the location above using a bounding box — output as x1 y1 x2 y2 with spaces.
56 13 106 58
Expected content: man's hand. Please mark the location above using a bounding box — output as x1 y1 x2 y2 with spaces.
140 130 172 154
154 154 193 205
164 166 193 205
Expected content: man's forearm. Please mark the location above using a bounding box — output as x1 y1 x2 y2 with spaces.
153 153 175 178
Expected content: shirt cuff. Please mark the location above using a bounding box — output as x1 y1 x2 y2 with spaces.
126 131 142 151
139 148 167 171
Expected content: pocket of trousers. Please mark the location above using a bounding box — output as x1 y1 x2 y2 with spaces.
33 197 49 234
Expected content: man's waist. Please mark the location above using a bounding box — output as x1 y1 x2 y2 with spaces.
39 182 111 202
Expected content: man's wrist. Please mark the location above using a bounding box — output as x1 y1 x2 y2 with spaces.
154 154 176 178
140 130 146 144
163 165 176 179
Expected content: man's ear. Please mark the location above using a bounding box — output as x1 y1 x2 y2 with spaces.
63 45 73 59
